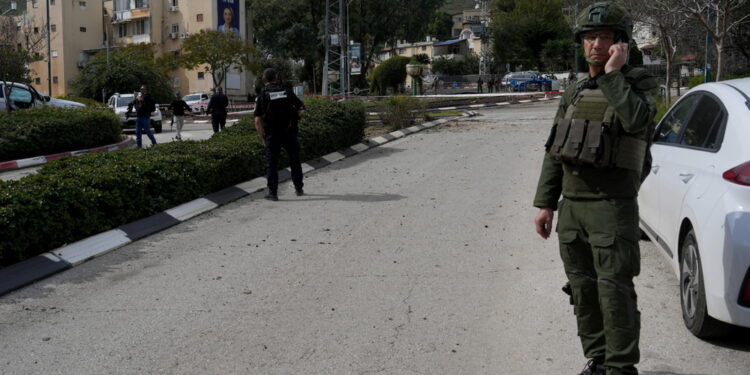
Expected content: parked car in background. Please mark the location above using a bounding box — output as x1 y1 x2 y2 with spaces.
107 93 163 133
182 92 209 114
1 82 88 111
0 82 47 111
500 71 540 89
44 96 86 108
638 77 750 338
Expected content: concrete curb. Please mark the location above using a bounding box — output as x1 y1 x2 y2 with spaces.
0 111 486 296
0 137 136 172
366 94 563 116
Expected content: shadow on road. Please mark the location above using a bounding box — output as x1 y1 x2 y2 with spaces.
642 372 706 375
703 326 750 352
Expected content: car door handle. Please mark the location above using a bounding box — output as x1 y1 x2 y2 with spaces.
679 172 694 183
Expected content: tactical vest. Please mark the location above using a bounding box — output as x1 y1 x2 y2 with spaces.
547 85 647 172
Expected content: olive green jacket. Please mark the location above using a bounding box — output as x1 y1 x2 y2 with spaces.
533 65 658 210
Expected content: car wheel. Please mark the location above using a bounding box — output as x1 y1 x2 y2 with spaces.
153 121 162 134
680 229 726 338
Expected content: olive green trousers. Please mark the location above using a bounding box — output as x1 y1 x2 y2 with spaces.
557 198 641 375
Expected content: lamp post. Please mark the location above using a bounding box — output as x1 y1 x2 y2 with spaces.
46 0 52 96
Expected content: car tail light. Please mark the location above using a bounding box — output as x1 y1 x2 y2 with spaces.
722 161 750 186
741 268 750 308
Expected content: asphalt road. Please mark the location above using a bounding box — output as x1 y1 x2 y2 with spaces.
1 101 748 374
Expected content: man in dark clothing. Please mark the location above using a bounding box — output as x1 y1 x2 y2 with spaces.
168 92 192 140
254 68 305 201
207 86 229 133
127 85 158 148
477 77 483 93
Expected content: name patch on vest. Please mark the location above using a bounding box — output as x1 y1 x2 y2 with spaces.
268 91 288 100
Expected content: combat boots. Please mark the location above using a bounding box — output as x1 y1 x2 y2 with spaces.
579 359 606 375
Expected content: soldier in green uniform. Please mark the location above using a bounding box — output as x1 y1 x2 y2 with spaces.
532 2 658 375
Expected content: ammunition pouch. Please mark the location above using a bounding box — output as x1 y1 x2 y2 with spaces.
546 118 646 171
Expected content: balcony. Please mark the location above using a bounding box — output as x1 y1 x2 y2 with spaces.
112 0 151 23
116 34 151 45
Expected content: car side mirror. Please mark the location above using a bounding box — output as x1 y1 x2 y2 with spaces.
44 95 51 102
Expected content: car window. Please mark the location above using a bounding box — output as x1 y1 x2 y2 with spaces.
655 94 699 144
680 95 725 150
116 97 133 107
183 94 200 101
9 87 33 107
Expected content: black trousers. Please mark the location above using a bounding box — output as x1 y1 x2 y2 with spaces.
265 131 303 194
211 114 227 133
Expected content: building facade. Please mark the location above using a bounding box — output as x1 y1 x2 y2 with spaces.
26 0 254 100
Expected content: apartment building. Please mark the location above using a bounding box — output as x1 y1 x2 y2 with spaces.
26 0 254 99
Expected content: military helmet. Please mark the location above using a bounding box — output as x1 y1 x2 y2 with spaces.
574 2 633 44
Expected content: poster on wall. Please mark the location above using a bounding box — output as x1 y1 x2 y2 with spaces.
350 43 362 76
217 0 241 38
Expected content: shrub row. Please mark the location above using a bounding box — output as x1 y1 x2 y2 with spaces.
0 98 365 265
0 107 122 162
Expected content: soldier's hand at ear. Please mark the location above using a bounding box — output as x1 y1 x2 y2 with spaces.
605 42 628 73
535 208 555 239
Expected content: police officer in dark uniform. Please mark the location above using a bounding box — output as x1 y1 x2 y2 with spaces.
532 2 658 375
207 86 229 133
254 68 305 201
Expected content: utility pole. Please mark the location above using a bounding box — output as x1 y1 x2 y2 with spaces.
46 0 52 96
704 7 712 83
478 0 491 77
322 0 344 96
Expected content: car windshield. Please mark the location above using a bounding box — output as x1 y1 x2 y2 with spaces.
183 94 202 102
116 97 133 107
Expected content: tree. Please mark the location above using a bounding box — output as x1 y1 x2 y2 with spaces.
427 10 454 41
431 53 480 75
370 56 410 95
1 14 48 111
491 0 572 72
678 0 750 81
250 0 446 93
623 0 691 104
180 30 255 89
71 44 173 103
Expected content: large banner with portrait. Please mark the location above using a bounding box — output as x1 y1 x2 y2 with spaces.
216 0 241 39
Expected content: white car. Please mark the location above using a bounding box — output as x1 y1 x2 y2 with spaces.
0 82 86 111
182 92 209 114
107 93 163 133
638 77 750 338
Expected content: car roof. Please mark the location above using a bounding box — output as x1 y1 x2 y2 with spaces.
720 77 750 97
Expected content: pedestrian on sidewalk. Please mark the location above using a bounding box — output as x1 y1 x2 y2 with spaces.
532 2 658 375
254 68 306 201
488 76 495 93
168 92 192 141
207 86 229 133
126 85 158 148
477 76 483 93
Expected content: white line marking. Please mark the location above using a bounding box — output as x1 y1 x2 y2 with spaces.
350 143 369 152
322 151 346 163
166 198 218 221
389 130 406 138
16 156 47 169
469 104 485 108
370 136 388 144
54 230 131 266
301 163 315 173
235 177 267 194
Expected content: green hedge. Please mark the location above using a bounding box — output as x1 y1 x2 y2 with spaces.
0 107 122 162
0 98 365 265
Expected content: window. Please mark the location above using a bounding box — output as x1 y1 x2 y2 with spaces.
114 0 129 11
135 0 147 8
197 72 205 80
34 27 39 34
118 23 128 38
421 46 427 51
50 0 56 5
680 95 725 150
134 19 150 35
655 94 699 144
53 76 59 84
32 0 38 8
197 13 204 22
172 76 180 88
79 1 86 9
51 24 56 32
51 50 58 57
171 24 179 33
171 0 178 5
35 78 41 85
80 27 87 32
